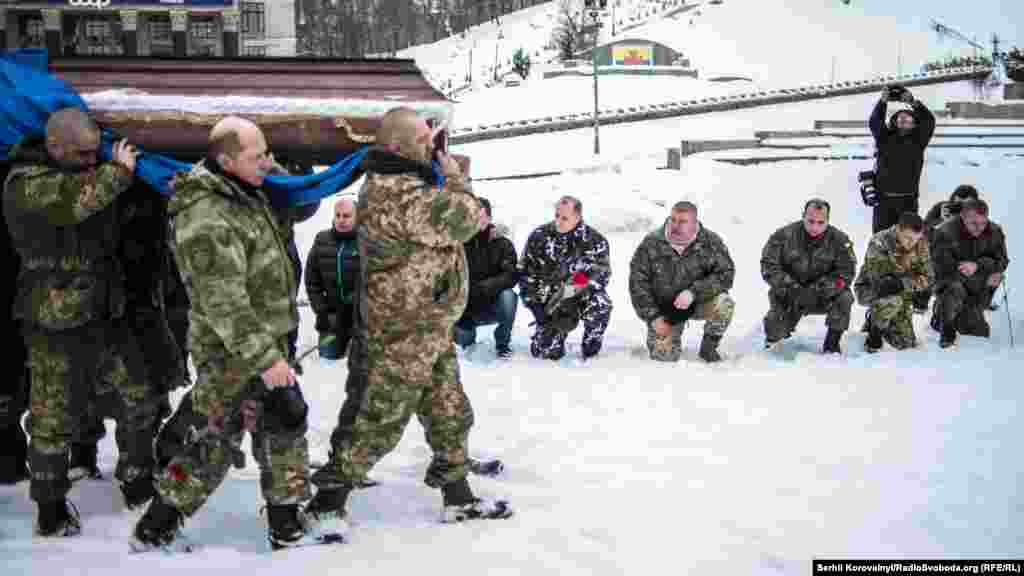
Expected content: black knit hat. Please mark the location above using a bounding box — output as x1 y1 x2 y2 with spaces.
478 197 492 217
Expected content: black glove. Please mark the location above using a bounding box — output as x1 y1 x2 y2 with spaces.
876 274 904 299
657 298 693 326
263 383 309 432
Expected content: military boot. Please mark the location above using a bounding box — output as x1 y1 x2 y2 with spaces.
939 325 958 349
698 334 723 363
132 498 183 552
440 476 513 523
303 486 351 544
36 498 81 537
267 505 308 550
865 324 883 353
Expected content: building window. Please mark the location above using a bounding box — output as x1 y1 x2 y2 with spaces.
244 45 267 57
188 15 220 56
148 14 173 56
242 2 265 38
64 14 123 56
20 15 46 49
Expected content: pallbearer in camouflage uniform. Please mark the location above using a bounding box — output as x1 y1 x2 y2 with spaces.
930 198 1009 348
854 212 932 353
306 107 511 529
132 117 313 551
3 108 158 536
520 196 613 360
761 199 857 354
629 201 736 363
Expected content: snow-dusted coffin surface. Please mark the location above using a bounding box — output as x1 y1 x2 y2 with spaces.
82 91 456 130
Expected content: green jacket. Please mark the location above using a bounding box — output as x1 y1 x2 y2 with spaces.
168 161 298 378
2 137 133 330
629 221 734 323
854 226 932 305
761 221 858 299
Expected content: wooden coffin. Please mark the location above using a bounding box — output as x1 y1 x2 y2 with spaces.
49 56 456 166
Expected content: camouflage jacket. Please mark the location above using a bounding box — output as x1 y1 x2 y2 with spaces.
931 217 1009 290
761 221 858 299
629 220 734 324
854 226 932 306
2 136 134 330
358 148 481 344
168 160 298 377
519 220 611 309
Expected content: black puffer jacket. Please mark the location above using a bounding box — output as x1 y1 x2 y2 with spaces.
463 224 518 317
304 227 359 344
869 99 936 200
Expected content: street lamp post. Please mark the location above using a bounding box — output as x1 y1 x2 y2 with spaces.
493 28 503 82
591 8 600 155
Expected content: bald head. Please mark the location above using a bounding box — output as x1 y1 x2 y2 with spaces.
333 197 356 233
376 107 432 164
45 108 100 170
208 116 271 186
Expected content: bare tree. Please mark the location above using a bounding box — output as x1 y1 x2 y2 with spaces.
551 0 583 62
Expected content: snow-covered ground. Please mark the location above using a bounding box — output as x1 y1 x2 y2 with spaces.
3 73 1022 573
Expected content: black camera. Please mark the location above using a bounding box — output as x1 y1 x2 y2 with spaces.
886 85 908 101
858 170 879 207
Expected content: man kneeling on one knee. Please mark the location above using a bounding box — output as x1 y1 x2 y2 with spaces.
454 197 519 359
854 212 932 353
629 201 736 362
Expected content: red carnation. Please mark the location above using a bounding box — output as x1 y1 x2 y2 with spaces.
168 464 188 483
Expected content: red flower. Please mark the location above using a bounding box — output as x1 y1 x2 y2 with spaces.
168 464 188 483
571 272 590 287
835 278 846 290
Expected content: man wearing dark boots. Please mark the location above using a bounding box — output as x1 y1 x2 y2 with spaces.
930 199 1009 348
854 213 932 353
306 108 510 535
4 110 159 537
520 195 613 361
629 201 736 363
132 117 313 552
761 199 858 354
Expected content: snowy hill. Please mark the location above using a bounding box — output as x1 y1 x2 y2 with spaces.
403 0 1019 127
3 75 1021 574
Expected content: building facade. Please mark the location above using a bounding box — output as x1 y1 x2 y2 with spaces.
1 0 295 58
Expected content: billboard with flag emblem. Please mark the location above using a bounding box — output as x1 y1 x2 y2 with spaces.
611 44 654 65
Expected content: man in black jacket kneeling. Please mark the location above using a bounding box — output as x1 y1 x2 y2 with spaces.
454 197 519 359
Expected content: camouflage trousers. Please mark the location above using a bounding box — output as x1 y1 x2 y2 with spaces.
868 294 917 349
935 280 991 338
76 306 183 460
764 287 854 342
154 357 310 517
646 293 736 362
530 289 613 360
22 320 159 503
312 332 474 491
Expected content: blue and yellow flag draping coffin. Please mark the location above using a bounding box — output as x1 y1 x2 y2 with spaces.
0 49 371 207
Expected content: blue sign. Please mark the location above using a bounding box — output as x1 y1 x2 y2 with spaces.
34 1 234 7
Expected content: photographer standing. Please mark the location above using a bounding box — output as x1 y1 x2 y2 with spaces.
867 85 936 233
